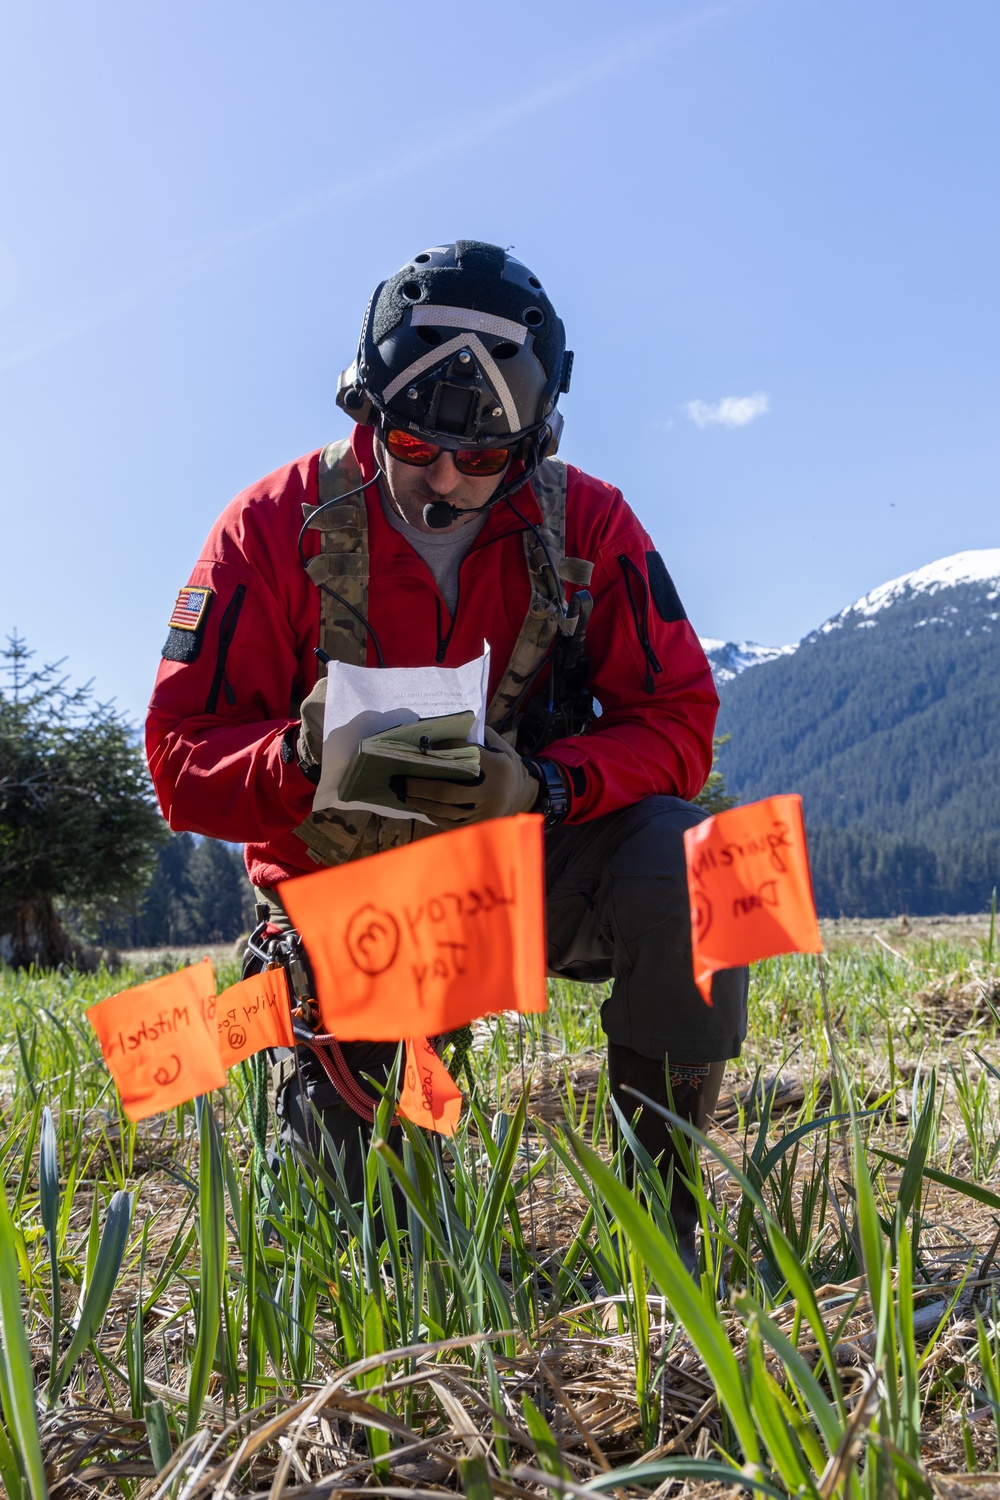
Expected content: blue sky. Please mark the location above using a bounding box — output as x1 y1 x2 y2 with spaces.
1 0 997 723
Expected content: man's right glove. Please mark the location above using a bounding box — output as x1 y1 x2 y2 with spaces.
296 676 327 780
401 727 540 828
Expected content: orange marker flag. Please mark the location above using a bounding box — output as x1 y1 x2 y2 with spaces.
86 958 227 1122
278 813 547 1041
684 794 823 1006
398 1037 464 1135
214 967 295 1069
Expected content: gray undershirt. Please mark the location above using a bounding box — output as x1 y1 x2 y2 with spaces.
379 486 488 615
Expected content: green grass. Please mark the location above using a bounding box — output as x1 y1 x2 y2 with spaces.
1 933 999 1497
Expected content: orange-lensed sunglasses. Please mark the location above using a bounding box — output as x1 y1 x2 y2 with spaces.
386 427 511 477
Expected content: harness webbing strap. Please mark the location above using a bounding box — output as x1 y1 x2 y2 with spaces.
293 439 414 867
486 458 592 738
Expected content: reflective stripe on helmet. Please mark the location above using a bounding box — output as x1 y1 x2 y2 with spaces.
410 304 527 345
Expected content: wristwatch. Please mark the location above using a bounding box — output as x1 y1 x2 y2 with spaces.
524 756 570 826
282 724 321 785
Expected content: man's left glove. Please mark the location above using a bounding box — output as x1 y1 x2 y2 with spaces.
401 727 539 828
296 676 327 780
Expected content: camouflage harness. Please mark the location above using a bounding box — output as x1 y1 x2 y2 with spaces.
294 437 593 868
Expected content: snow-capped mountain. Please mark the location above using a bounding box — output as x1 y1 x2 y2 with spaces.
713 546 1000 916
701 550 1000 686
816 548 1000 637
699 637 797 685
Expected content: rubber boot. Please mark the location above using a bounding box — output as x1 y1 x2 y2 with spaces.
607 1043 725 1275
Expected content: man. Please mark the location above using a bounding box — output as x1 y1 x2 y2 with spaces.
146 240 748 1267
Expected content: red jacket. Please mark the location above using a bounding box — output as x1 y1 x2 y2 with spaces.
146 425 718 888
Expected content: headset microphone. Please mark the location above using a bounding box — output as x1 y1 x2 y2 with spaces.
421 483 525 530
423 500 464 529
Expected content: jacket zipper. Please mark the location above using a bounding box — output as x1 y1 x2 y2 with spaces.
432 512 543 663
434 571 464 663
618 555 662 694
204 585 246 713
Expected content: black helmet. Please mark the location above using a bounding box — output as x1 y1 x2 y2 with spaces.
337 240 573 458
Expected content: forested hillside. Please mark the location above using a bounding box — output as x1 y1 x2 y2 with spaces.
715 553 1000 915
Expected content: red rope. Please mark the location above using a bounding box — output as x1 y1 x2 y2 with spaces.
303 1033 398 1127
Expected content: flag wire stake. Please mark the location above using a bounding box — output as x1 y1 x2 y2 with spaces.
815 953 853 1184
816 952 844 1108
516 1012 544 1388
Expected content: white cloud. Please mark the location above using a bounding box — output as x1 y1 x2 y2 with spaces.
684 391 770 428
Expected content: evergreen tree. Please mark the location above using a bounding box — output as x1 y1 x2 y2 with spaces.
186 837 253 942
0 633 166 966
96 832 255 947
693 735 737 815
137 831 199 945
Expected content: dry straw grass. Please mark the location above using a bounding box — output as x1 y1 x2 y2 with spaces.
3 912 1000 1498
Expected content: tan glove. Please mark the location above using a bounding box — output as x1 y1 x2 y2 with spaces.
402 726 539 828
296 676 327 776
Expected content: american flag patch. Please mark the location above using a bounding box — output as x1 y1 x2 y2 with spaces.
168 586 213 632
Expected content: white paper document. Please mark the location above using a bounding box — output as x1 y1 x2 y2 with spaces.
312 646 491 822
